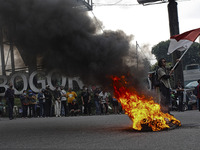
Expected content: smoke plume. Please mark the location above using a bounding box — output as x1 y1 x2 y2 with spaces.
0 0 149 89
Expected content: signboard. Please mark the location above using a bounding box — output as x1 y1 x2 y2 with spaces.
0 70 84 96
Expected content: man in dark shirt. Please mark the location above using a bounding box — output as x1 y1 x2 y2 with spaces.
44 85 52 117
93 87 101 115
81 86 91 115
175 81 184 112
5 84 15 120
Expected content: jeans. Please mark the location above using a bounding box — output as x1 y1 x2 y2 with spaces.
94 100 101 115
61 101 67 116
39 101 45 117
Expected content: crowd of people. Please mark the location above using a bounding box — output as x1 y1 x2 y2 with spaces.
2 85 123 120
3 58 200 120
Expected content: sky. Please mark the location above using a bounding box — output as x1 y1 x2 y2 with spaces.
1 0 199 74
90 0 200 62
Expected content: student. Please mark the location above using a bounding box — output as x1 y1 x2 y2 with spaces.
157 58 174 114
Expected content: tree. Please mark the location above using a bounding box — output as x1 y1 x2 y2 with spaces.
151 40 171 62
182 42 200 69
151 40 200 70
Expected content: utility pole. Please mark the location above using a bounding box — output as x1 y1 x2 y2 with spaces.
168 0 184 87
10 42 15 74
0 27 6 75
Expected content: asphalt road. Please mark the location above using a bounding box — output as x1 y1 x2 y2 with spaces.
1 110 200 150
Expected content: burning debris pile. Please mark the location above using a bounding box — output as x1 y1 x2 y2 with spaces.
112 76 181 131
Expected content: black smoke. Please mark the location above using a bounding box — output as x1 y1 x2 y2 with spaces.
0 0 149 89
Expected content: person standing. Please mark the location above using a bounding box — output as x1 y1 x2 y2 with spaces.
157 58 174 114
27 90 37 117
195 79 200 111
44 85 52 117
66 88 77 115
5 84 15 120
175 81 184 112
20 90 29 118
81 86 91 115
60 86 67 116
38 89 45 117
93 87 101 115
99 89 109 115
54 86 61 117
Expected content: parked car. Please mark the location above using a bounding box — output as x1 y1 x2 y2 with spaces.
185 81 198 89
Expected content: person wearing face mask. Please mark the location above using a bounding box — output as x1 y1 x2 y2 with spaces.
81 86 91 115
20 90 29 118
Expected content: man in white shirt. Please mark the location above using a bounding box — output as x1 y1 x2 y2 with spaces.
60 86 67 116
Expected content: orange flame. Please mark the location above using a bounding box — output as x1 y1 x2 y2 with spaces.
112 76 181 131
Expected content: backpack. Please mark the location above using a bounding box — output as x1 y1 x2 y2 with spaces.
152 68 161 87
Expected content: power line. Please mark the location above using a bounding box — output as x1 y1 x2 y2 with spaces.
93 0 138 6
90 11 104 33
92 0 188 7
93 3 139 7
136 42 155 61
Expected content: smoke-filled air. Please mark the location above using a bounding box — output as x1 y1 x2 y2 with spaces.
0 0 150 89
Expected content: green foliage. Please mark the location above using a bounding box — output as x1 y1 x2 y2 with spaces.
182 42 200 68
151 40 171 62
151 40 200 69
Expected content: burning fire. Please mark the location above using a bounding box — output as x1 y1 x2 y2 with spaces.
112 76 181 131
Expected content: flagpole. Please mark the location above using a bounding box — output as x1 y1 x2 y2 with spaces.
170 48 189 75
